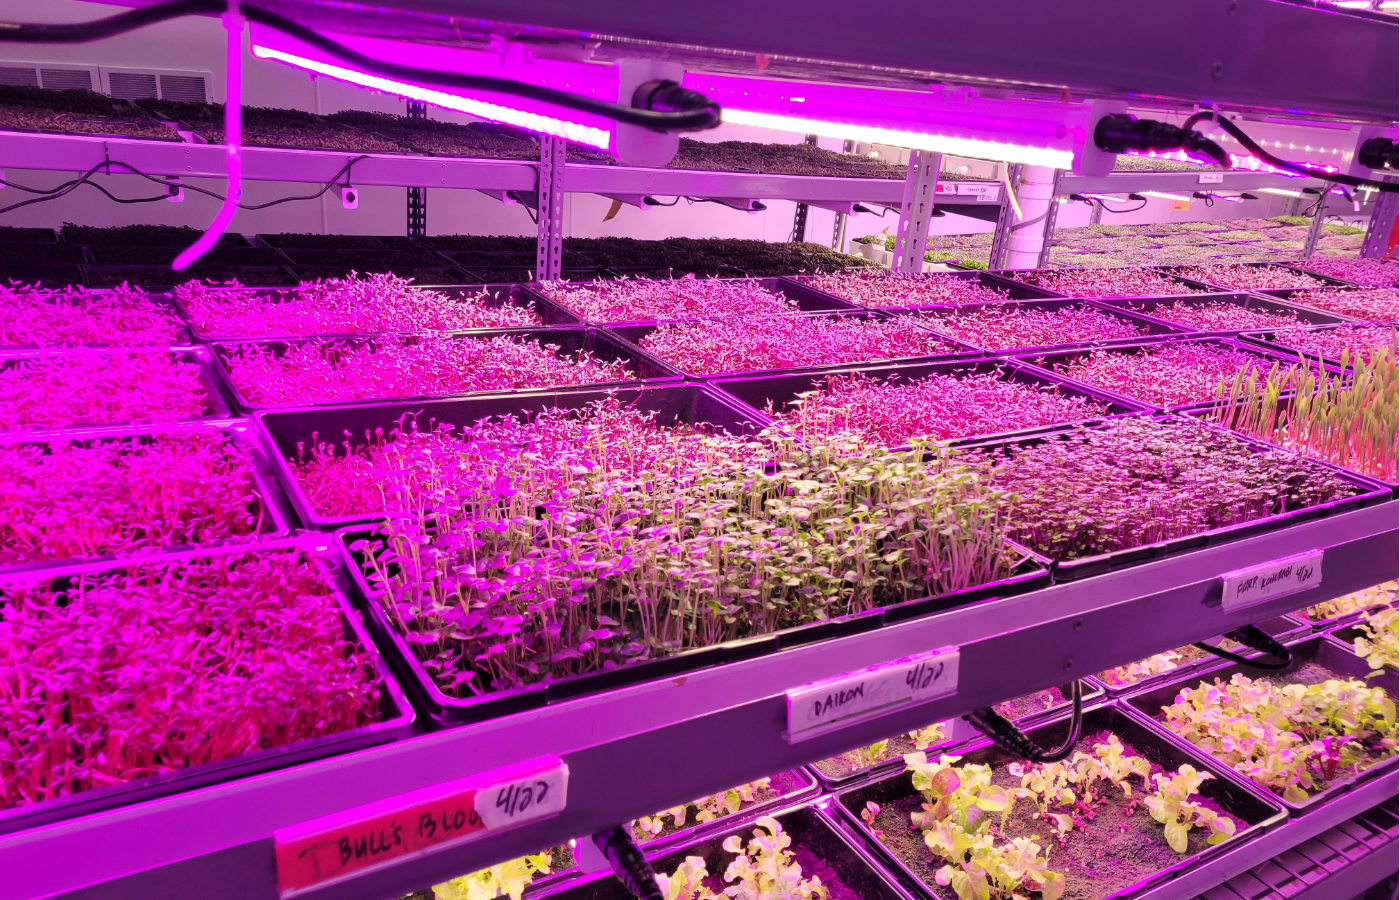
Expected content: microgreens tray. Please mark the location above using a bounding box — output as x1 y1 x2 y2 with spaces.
1162 262 1354 293
956 415 1390 581
336 525 1049 727
780 270 1058 310
522 276 856 326
1237 323 1399 369
0 419 289 575
532 804 910 900
0 536 415 835
1254 286 1400 324
835 703 1286 900
210 327 679 413
998 266 1216 298
1126 634 1398 815
708 357 1151 451
0 345 233 432
256 382 769 529
1094 292 1356 336
171 282 582 342
0 285 191 349
893 298 1191 355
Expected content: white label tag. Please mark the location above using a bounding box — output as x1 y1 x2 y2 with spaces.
936 182 957 194
474 763 569 830
1221 550 1323 612
1198 173 1225 184
958 183 1000 201
785 646 959 743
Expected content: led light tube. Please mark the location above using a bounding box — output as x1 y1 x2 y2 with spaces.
250 45 612 149
1257 187 1306 198
1140 190 1194 202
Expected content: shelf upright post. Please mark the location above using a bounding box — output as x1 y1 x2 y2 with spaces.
1359 182 1399 259
831 139 856 252
892 149 940 273
1036 169 1065 269
988 162 1022 269
1302 189 1329 259
536 135 566 282
406 101 428 238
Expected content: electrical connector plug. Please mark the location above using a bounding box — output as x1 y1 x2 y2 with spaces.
1094 113 1232 169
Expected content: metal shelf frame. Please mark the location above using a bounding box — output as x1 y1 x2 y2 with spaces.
4 500 1394 900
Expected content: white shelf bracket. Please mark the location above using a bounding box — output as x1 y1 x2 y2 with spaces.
892 150 940 273
535 136 566 283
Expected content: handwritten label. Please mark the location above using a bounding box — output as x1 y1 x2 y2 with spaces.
935 184 1000 201
274 756 567 896
785 646 959 743
1198 172 1225 184
1221 550 1323 612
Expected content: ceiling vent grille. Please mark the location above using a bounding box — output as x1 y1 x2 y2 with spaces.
157 74 207 103
39 68 95 91
106 71 158 100
101 68 210 103
0 67 40 87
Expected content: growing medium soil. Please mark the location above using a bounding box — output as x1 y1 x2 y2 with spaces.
683 842 863 900
629 770 810 844
864 729 1242 900
399 844 573 899
815 730 958 782
994 688 1069 721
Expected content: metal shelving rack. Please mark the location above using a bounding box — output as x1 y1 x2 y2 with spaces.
0 2 1396 895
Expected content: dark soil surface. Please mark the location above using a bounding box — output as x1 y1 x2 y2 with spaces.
0 226 57 243
994 688 1068 721
63 224 248 247
815 729 958 782
629 770 810 844
399 843 574 899
865 728 1242 900
677 841 862 900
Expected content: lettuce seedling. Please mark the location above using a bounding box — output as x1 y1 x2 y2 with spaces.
1353 607 1398 677
721 817 827 900
632 778 771 839
908 722 949 751
1143 765 1236 853
906 753 1013 833
432 850 553 900
854 739 891 769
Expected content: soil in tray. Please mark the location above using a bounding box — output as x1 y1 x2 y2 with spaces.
865 729 1242 900
814 726 953 782
629 770 809 844
400 844 574 899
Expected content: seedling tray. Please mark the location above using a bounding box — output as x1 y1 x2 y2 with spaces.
172 282 580 342
257 381 770 529
532 804 911 900
606 311 977 380
1251 286 1400 324
0 288 191 349
1126 634 1398 815
891 297 1192 355
0 264 87 289
781 270 1061 310
957 415 1391 581
708 357 1151 450
0 536 415 836
836 703 1286 900
1295 586 1398 633
1236 322 1399 370
999 265 1218 297
0 419 290 575
337 525 1049 727
1093 292 1356 335
0 345 233 431
210 326 680 413
1163 261 1354 292
1086 614 1311 698
1014 336 1330 414
522 276 858 327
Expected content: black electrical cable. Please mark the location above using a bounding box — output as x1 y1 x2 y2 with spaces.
1193 625 1294 671
643 196 682 207
964 679 1084 763
593 826 663 900
1185 114 1397 193
0 0 722 132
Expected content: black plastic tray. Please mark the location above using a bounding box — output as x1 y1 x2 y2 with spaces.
1294 584 1398 633
0 287 191 349
210 327 680 413
955 415 1393 581
337 524 1049 727
172 282 582 342
1235 322 1399 370
1324 622 1397 673
707 356 1152 450
1126 634 1398 815
835 703 1287 900
0 419 290 576
779 269 1060 310
521 275 857 326
0 345 233 431
0 536 416 836
1085 614 1311 698
1093 291 1356 335
532 804 912 900
606 310 978 380
1013 336 1332 413
889 297 1192 355
256 382 770 529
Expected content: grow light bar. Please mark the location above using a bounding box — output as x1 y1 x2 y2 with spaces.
250 45 612 150
1078 192 1137 204
1257 187 1307 198
1140 190 1195 202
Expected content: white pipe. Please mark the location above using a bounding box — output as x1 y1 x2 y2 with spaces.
1004 164 1056 270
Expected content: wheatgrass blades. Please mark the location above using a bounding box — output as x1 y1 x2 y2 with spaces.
0 282 185 348
1212 347 1398 482
770 369 1108 449
352 432 1021 698
965 417 1357 563
0 547 378 811
220 334 634 407
537 274 797 322
293 397 772 520
0 430 264 566
0 351 210 430
177 273 540 339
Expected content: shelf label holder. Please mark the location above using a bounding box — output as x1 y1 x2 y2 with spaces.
784 645 959 743
1220 549 1323 613
273 755 568 896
